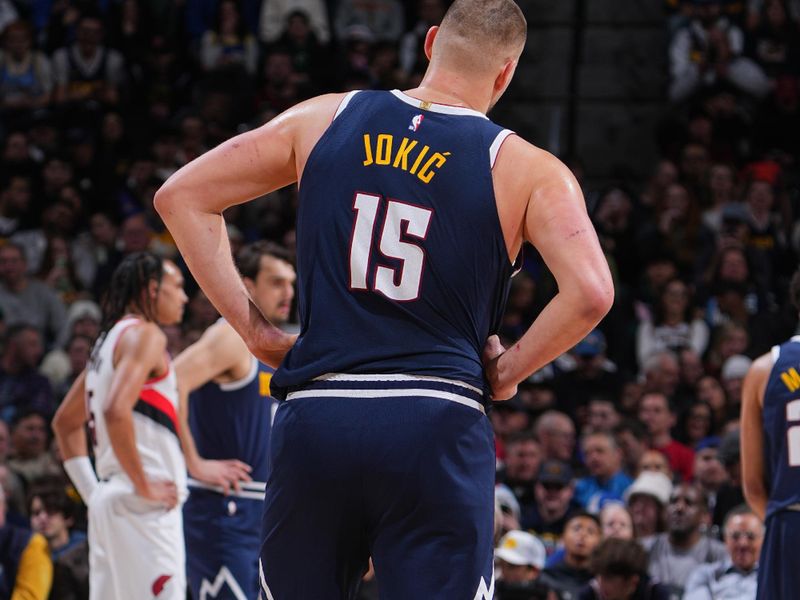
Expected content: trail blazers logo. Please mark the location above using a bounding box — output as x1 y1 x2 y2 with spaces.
152 574 172 597
199 566 247 600
408 114 424 132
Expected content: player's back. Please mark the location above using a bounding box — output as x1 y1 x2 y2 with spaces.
272 90 516 398
762 336 800 517
189 356 275 485
86 317 186 491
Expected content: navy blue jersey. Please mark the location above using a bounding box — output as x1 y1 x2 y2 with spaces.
272 90 516 399
189 357 275 483
762 337 800 518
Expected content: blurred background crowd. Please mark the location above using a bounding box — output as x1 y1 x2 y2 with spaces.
0 0 797 598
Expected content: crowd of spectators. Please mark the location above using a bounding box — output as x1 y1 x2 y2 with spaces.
0 0 797 598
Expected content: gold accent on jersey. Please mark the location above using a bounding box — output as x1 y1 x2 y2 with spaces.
259 372 272 397
419 101 432 110
781 367 800 392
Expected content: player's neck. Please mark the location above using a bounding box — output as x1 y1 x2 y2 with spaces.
410 68 493 114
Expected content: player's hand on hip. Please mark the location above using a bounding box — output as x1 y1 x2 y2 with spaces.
193 458 252 494
136 479 179 510
482 335 518 401
247 320 298 369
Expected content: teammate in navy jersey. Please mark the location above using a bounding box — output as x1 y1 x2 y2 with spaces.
742 271 800 600
174 242 295 600
156 0 613 597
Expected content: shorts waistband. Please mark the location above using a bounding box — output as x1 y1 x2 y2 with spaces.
786 503 800 512
285 373 486 414
187 478 266 500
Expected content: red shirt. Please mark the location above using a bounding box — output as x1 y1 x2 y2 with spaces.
656 440 694 482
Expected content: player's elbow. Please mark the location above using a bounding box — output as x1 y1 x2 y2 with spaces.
578 277 615 323
153 183 176 222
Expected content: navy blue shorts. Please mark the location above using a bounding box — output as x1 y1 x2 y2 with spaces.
258 375 496 600
184 487 263 600
757 509 800 600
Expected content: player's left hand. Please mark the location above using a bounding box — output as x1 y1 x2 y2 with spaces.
192 458 252 494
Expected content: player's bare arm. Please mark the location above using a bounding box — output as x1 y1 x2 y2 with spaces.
174 321 253 493
484 138 614 399
53 370 100 503
741 352 771 521
53 370 89 460
106 322 178 508
154 94 343 367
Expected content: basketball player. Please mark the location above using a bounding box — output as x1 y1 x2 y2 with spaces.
176 242 295 600
741 271 800 599
155 1 614 596
52 253 189 600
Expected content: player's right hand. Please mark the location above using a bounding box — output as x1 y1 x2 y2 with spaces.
482 335 518 401
246 309 298 368
136 479 179 510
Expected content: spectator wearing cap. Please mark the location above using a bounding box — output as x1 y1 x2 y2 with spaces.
534 411 576 464
496 530 547 584
0 324 54 424
552 330 623 416
684 505 762 600
578 538 672 600
495 484 522 540
692 437 728 520
574 432 633 513
523 461 581 557
498 432 542 517
0 243 67 349
646 483 728 596
712 429 745 530
720 354 752 407
540 512 601 600
638 392 694 481
625 471 673 542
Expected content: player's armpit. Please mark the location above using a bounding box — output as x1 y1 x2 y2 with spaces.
741 353 771 521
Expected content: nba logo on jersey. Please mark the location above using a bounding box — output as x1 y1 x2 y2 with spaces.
408 114 424 132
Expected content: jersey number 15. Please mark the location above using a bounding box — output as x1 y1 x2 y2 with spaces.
349 192 432 302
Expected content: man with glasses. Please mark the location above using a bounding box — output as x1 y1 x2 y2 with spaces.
684 505 762 600
523 460 581 557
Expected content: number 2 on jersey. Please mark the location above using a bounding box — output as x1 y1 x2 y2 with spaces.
349 192 432 301
788 399 800 466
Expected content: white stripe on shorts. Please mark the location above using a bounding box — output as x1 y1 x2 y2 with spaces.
259 559 275 600
312 372 483 395
285 387 485 414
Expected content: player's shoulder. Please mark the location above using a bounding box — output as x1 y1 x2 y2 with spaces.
495 135 573 182
117 320 167 354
